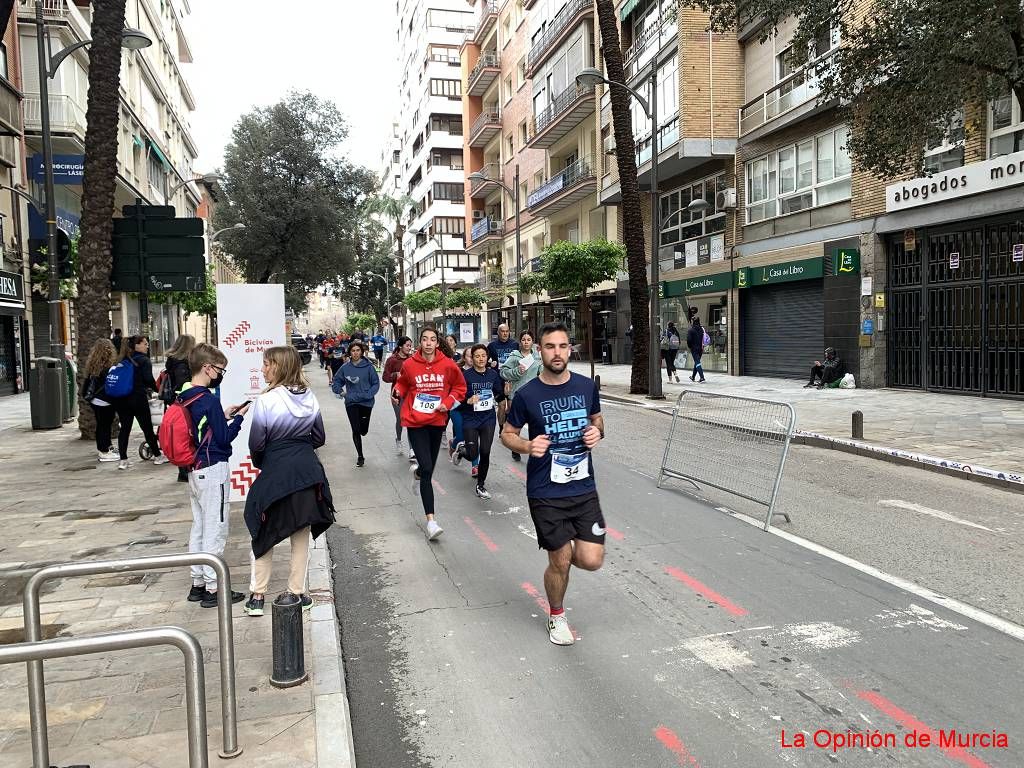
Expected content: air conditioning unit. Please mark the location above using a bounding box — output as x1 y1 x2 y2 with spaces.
472 210 485 220
716 187 737 209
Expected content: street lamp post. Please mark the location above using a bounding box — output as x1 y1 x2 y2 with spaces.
467 164 521 335
33 1 152 358
210 222 245 242
577 65 663 399
166 172 221 202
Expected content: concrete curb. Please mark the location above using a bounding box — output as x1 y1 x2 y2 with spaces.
308 537 357 768
599 389 1024 494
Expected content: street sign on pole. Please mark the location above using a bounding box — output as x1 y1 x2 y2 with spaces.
111 206 208 302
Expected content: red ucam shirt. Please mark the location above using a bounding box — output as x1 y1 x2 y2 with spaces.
394 350 467 428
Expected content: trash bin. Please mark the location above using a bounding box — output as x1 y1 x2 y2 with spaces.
30 357 65 430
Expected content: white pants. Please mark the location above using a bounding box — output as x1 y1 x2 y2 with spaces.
188 461 231 590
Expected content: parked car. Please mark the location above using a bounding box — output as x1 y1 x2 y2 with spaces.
291 334 312 365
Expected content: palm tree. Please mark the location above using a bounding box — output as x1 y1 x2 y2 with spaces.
75 0 129 440
363 192 418 327
595 0 650 395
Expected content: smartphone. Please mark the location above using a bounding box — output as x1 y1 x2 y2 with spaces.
231 400 252 416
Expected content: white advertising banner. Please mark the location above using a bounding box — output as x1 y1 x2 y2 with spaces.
216 284 286 502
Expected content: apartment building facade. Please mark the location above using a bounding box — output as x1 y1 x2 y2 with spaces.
16 0 202 360
393 0 481 340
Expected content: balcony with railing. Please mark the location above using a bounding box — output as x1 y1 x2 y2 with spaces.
471 1 499 45
23 94 87 138
624 10 678 82
19 0 91 42
526 0 593 75
529 82 595 149
468 108 501 147
739 49 838 139
478 265 507 290
468 216 505 252
469 162 503 197
527 155 597 215
467 52 501 97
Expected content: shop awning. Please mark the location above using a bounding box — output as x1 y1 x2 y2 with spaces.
620 0 642 20
132 134 143 148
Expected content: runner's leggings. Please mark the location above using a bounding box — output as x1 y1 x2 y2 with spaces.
114 392 161 461
408 425 444 516
460 421 495 487
392 396 403 441
345 404 373 458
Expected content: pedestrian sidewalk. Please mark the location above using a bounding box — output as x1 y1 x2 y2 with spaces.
572 362 1024 484
0 395 354 768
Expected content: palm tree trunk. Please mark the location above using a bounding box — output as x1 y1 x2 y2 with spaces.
595 0 650 395
75 0 128 440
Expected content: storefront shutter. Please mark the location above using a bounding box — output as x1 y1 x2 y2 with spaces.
741 279 824 378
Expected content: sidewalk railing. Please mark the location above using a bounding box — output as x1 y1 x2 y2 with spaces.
23 552 242 762
2 626 209 768
658 390 795 530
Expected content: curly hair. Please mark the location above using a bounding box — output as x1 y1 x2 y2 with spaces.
84 338 118 377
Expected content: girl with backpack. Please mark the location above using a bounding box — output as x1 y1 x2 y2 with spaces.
661 322 682 384
243 346 336 617
163 334 196 481
81 338 119 462
108 335 167 469
687 317 708 383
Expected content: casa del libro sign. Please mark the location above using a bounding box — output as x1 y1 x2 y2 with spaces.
886 149 1024 212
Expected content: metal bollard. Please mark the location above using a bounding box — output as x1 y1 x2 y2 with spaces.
595 374 601 391
852 410 864 440
270 593 307 688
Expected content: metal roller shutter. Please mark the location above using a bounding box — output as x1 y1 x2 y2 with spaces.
742 279 824 378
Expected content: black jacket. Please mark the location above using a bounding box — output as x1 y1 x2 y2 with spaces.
243 437 335 559
165 356 191 392
822 352 844 383
686 325 704 356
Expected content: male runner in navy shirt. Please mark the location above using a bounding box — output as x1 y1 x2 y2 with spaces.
502 321 606 646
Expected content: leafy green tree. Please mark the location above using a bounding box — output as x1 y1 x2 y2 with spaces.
443 286 488 312
596 0 651 395
213 91 376 311
403 289 441 315
335 218 403 322
343 312 376 336
520 240 624 379
698 0 1024 176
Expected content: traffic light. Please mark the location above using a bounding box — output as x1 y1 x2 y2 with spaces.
55 229 72 278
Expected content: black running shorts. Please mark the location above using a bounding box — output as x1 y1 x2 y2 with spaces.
527 491 606 551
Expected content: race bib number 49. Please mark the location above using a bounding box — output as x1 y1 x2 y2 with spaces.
413 393 442 413
550 451 590 484
474 392 494 412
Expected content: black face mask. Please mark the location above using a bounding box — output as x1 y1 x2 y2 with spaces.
208 371 222 388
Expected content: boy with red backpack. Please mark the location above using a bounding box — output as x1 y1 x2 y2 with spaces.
161 343 249 608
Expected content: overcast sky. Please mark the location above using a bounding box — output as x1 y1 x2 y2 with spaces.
185 1 398 177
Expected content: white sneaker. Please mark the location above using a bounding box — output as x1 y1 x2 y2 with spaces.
450 441 465 466
395 439 403 456
97 449 119 462
474 485 491 500
152 455 169 466
408 449 417 463
117 459 130 470
410 464 420 494
547 613 574 645
426 519 443 541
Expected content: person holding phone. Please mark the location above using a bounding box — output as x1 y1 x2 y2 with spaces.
181 343 249 608
392 327 466 541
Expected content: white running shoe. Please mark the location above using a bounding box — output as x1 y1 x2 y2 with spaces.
410 464 420 494
117 459 130 470
474 485 491 500
451 441 465 466
426 519 443 541
395 439 403 456
152 455 169 465
547 614 574 646
408 449 416 463
97 449 119 462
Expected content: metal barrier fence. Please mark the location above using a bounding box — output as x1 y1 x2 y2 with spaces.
23 552 242 766
658 389 796 531
0 626 209 768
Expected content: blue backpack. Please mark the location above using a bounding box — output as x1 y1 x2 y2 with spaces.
104 358 136 398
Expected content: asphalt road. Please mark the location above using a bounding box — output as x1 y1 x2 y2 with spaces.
316 370 1023 768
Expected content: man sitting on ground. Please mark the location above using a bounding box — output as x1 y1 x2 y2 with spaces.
805 347 843 389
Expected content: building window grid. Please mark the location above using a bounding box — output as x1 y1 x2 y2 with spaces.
745 126 852 224
989 93 1023 157
660 173 727 247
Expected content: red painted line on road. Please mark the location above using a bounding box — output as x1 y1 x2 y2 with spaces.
654 726 701 767
664 566 749 617
519 582 580 639
463 516 499 552
507 463 527 481
431 479 447 496
605 526 625 540
855 690 992 768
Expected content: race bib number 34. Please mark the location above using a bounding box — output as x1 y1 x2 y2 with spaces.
413 393 442 413
550 451 590 483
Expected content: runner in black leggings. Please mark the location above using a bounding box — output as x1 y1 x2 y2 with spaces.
392 328 466 541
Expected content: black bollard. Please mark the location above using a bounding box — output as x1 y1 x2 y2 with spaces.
270 592 308 688
595 374 601 391
852 410 864 440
